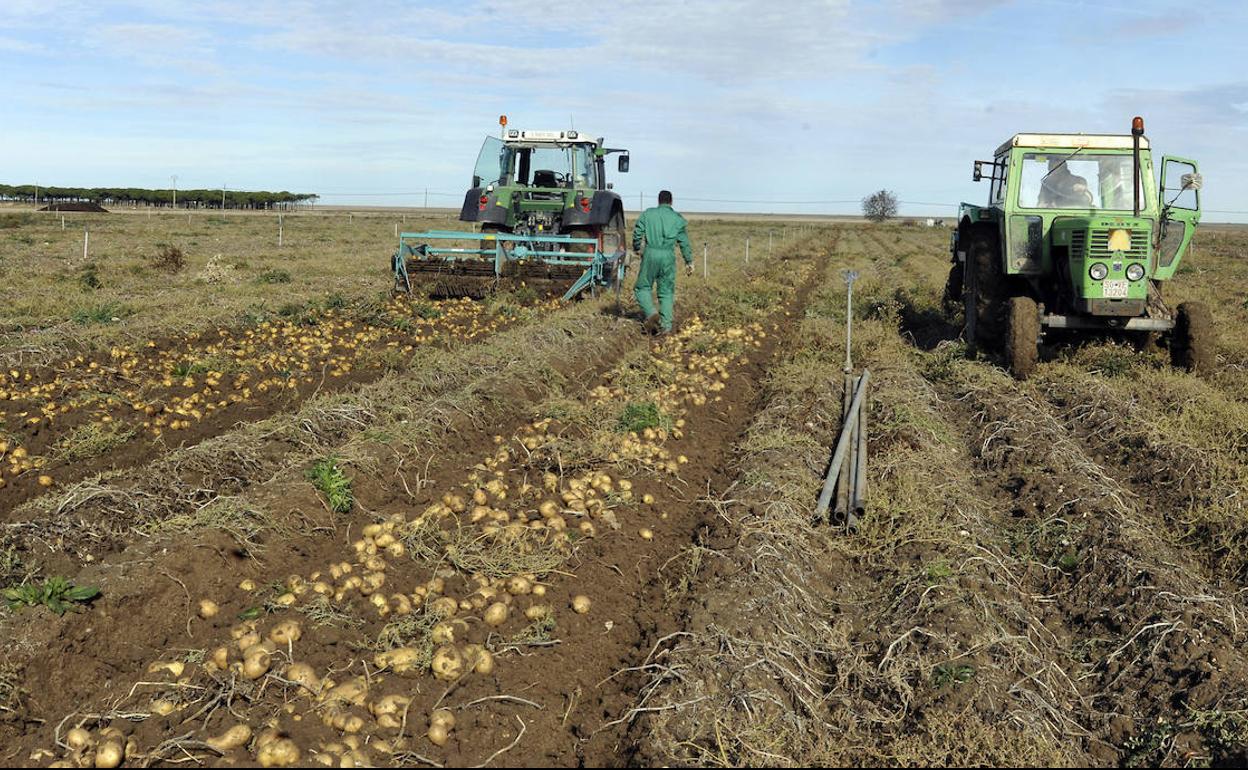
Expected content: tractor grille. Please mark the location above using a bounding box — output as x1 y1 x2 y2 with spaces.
1069 230 1086 256
1089 228 1149 259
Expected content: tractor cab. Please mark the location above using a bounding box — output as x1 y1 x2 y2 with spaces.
459 120 629 241
948 117 1210 378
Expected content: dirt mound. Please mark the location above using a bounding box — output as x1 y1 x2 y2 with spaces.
38 202 108 212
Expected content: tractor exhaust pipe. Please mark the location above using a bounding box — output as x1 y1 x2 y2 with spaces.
1131 116 1144 218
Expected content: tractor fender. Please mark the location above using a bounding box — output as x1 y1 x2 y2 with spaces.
460 188 509 225
561 191 623 228
459 188 483 222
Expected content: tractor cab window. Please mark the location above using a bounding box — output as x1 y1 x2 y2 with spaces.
990 156 1008 205
473 136 508 187
570 145 599 189
507 145 582 189
1017 152 1137 210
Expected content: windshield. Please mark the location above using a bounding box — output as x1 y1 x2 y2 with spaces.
1017 152 1144 210
474 139 600 189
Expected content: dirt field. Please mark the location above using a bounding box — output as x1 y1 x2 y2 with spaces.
2 213 1247 767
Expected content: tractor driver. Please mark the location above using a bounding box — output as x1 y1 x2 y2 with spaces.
632 190 694 336
1039 157 1093 208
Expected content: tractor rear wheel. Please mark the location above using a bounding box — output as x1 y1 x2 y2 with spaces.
1172 301 1213 374
1007 295 1040 379
963 224 1005 352
942 262 963 316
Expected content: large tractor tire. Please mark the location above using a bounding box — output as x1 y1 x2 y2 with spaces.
941 262 964 316
1007 296 1041 379
962 224 1006 352
1171 301 1213 374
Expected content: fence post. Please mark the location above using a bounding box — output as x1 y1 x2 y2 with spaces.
745 237 750 264
703 242 708 279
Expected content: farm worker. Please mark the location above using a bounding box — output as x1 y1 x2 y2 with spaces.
632 190 694 335
1040 157 1092 208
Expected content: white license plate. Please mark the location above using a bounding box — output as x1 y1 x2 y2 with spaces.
1102 279 1129 299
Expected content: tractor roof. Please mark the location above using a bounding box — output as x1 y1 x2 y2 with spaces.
996 133 1151 156
503 129 597 145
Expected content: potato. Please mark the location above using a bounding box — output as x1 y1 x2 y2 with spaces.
322 678 368 707
465 645 495 676
430 645 464 681
268 619 303 645
242 649 272 680
374 647 423 675
483 601 509 627
210 646 230 670
93 740 124 768
506 576 532 596
572 595 592 614
429 596 458 617
285 662 321 694
639 528 654 541
431 621 456 644
65 727 93 751
206 724 253 752
427 723 449 747
524 604 551 621
151 699 178 716
430 708 456 730
147 660 185 678
256 738 301 767
198 599 220 619
237 631 262 652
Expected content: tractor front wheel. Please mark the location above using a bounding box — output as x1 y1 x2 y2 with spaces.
1172 301 1213 374
1007 296 1040 379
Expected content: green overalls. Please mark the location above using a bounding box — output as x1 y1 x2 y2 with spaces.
632 204 694 333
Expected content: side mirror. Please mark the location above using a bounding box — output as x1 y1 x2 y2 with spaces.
972 161 983 182
618 154 630 173
1181 172 1203 191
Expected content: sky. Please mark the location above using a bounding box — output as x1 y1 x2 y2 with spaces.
1 0 1246 220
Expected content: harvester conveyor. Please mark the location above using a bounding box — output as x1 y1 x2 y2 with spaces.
392 230 627 301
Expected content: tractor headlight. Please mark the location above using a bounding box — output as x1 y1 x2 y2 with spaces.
1089 262 1109 281
1126 263 1146 281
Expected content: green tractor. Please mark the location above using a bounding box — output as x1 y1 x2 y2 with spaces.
392 117 631 299
946 116 1208 378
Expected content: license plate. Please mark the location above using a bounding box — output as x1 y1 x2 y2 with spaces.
1102 279 1129 299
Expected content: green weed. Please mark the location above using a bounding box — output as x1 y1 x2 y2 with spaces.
71 302 132 325
308 456 353 513
616 401 670 433
3 576 99 615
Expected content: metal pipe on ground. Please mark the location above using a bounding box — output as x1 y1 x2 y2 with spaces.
848 377 869 528
814 369 870 521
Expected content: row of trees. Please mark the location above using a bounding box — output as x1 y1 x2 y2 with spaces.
0 184 319 210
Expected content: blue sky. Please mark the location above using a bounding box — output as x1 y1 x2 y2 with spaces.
2 0 1246 219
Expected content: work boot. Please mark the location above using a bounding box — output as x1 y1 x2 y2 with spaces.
642 314 661 335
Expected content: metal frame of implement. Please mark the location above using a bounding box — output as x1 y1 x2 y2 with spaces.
392 230 626 301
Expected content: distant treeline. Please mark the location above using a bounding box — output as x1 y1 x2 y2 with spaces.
0 184 319 210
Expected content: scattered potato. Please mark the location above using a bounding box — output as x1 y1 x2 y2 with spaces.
572 595 592 614
65 727 92 751
198 599 219 619
256 737 301 767
206 724 253 752
430 645 464 681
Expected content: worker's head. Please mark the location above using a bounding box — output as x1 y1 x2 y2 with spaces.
658 190 673 205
